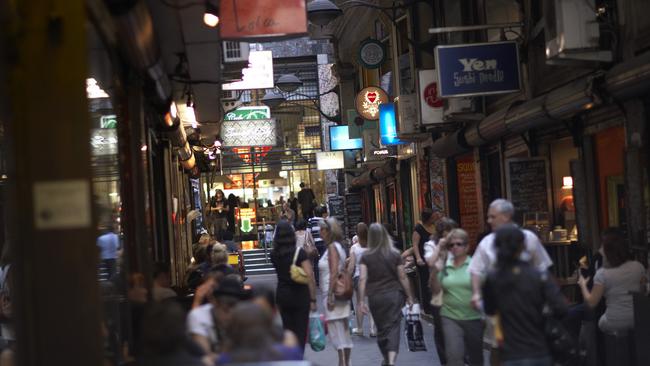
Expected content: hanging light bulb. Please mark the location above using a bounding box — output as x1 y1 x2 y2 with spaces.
203 1 220 27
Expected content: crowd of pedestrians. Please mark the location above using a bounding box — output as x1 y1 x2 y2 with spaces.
82 195 650 366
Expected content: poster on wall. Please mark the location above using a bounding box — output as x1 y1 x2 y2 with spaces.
456 154 480 247
505 157 552 226
429 155 446 214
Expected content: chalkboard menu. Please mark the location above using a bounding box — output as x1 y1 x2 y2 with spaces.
328 196 345 222
345 193 363 238
505 158 552 224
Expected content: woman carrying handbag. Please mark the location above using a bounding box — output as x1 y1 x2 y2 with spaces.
318 218 353 366
271 221 317 354
295 219 317 259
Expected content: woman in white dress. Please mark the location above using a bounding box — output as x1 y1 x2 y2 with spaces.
318 217 353 366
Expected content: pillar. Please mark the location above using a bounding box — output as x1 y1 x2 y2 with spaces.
5 1 103 364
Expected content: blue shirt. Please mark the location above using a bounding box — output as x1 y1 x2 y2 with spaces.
97 232 120 259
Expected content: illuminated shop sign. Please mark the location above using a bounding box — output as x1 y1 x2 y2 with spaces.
224 106 271 121
329 125 363 151
316 151 345 170
379 103 406 146
222 51 274 91
435 41 521 97
355 86 389 120
221 119 277 147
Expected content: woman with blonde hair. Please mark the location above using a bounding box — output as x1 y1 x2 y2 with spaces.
436 228 483 366
358 223 414 366
318 218 353 366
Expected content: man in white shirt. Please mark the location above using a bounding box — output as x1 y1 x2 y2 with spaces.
469 199 553 310
186 275 250 356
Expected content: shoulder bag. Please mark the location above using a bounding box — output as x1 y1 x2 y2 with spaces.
290 248 310 285
302 231 317 258
332 243 353 300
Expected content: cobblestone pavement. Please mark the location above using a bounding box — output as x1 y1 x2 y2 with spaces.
247 274 442 366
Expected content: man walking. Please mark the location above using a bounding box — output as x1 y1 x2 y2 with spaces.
297 182 316 220
469 198 553 309
308 206 328 286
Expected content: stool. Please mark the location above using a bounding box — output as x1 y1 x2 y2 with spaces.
604 330 635 366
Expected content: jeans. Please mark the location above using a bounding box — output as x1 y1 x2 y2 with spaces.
502 356 552 366
441 316 484 366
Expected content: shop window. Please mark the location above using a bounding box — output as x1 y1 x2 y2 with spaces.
549 138 580 234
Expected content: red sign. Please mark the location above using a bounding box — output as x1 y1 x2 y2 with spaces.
456 154 480 248
423 82 443 108
220 0 308 40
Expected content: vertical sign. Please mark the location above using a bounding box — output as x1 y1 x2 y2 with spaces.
456 154 480 247
418 70 444 124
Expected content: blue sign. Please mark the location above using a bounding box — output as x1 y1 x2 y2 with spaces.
329 125 363 151
435 41 521 97
379 103 406 146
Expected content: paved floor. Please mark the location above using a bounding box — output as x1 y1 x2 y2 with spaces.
247 274 442 366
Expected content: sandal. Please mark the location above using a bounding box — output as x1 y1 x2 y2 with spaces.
351 327 364 336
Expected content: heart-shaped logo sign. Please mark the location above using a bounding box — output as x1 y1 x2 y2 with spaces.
366 92 377 103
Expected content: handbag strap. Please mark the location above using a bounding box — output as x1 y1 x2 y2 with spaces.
329 242 345 274
293 247 301 265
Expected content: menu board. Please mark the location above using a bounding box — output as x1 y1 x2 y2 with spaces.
345 193 364 238
505 158 552 224
456 154 481 247
328 196 345 222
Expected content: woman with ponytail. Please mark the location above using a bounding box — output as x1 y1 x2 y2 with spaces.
482 225 567 366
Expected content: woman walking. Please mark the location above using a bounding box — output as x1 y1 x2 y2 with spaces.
318 218 353 366
358 223 414 366
483 225 568 366
270 221 317 353
425 217 458 365
346 222 376 337
412 208 436 315
436 229 483 366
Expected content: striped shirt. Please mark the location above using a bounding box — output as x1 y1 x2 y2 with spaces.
308 217 325 248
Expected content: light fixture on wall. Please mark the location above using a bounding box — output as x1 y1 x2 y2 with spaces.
203 1 220 27
275 73 303 93
562 176 574 189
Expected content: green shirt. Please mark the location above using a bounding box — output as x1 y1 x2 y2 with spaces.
439 255 481 320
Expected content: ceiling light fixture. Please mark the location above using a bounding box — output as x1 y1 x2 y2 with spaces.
203 1 220 27
306 0 343 26
261 90 287 108
276 73 303 93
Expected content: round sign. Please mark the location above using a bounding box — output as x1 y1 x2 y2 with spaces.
355 86 389 120
358 39 385 69
423 82 443 108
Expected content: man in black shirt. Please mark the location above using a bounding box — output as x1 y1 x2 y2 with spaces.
297 182 316 220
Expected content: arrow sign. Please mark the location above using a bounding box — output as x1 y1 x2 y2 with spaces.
240 217 253 233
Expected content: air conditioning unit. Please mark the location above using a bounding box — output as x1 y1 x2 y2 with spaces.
222 41 250 63
443 97 484 121
545 0 612 63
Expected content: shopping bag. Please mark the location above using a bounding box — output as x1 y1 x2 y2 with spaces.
309 312 326 352
403 304 427 352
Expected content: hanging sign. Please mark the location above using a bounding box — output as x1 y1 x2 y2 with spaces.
355 86 389 121
435 41 521 97
316 151 345 170
224 106 271 121
418 70 444 124
221 119 277 147
222 51 274 91
358 39 386 69
220 0 308 40
379 103 406 146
